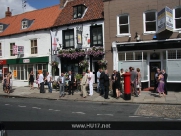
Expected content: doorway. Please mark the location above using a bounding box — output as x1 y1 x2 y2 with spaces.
149 62 161 87
93 62 99 83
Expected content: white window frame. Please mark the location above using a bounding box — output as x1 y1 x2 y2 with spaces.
143 10 157 34
173 7 181 31
22 21 28 29
0 25 3 32
117 14 130 37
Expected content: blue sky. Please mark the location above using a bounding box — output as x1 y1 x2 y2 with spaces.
27 0 60 9
0 0 60 18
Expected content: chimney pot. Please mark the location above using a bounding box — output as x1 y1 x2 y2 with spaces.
5 7 12 17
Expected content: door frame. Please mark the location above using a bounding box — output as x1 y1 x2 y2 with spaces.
149 61 161 87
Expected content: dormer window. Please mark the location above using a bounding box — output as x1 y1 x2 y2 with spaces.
73 5 87 19
22 21 28 29
0 25 3 32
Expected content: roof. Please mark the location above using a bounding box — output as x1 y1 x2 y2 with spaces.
54 0 104 26
0 5 62 37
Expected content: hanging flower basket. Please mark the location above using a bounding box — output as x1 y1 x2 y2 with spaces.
50 61 59 73
86 46 104 57
58 48 86 60
79 60 89 72
97 59 108 70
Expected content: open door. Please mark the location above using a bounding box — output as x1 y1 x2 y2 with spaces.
149 62 161 87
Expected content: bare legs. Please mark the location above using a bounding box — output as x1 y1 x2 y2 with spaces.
116 89 120 99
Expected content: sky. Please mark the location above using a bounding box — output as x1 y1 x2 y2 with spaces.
0 0 60 19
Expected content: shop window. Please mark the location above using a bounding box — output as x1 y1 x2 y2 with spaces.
135 52 142 60
118 53 125 61
63 29 74 48
10 43 15 56
174 7 181 30
31 39 37 54
177 50 181 59
117 14 130 36
168 50 176 59
0 43 2 56
73 5 87 19
143 52 147 60
150 52 160 60
143 11 157 33
126 52 133 60
90 25 103 47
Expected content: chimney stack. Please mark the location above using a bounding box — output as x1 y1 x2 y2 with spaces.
5 7 12 17
60 0 67 8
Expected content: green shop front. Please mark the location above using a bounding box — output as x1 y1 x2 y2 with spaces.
7 56 49 86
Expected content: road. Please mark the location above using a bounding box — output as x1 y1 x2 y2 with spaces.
0 96 181 136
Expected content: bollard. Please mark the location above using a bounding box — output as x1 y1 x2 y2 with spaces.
123 72 131 100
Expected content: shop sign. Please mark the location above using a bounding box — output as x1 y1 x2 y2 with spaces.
157 6 173 33
18 46 24 54
13 70 17 78
23 59 30 63
0 60 7 65
13 45 18 55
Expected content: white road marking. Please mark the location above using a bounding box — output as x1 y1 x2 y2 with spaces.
54 110 60 111
32 107 41 109
164 118 173 120
49 109 54 110
18 105 26 108
129 116 140 118
72 112 85 115
5 104 10 105
97 114 113 116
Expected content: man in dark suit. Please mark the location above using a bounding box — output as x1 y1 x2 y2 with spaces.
111 70 116 98
99 69 105 96
104 70 110 99
162 69 168 95
68 71 75 95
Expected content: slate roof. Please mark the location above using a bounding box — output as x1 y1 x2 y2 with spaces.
54 0 104 26
0 5 62 37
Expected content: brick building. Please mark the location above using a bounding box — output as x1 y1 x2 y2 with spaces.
103 0 181 90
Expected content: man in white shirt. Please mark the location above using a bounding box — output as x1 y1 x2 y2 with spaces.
46 72 52 93
96 69 101 93
39 72 45 93
87 70 93 96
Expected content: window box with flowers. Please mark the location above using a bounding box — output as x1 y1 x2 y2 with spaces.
58 48 86 60
79 60 89 72
97 59 108 70
86 46 104 57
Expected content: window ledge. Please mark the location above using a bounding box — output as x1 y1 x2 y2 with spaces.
116 34 131 37
173 29 181 33
143 32 156 35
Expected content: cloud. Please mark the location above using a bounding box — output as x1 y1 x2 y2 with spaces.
0 0 36 18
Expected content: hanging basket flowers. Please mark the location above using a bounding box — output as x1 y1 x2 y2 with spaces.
79 60 89 68
50 61 58 67
86 46 104 57
58 48 86 60
97 59 108 69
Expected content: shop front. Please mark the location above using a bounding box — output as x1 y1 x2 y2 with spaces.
6 56 49 87
113 39 181 91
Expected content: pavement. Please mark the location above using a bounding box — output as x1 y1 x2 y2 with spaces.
0 84 181 105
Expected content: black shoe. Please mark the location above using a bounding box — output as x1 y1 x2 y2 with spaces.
135 95 139 97
72 93 74 95
68 93 71 95
105 98 110 99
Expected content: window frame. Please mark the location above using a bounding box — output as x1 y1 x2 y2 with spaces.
10 43 15 56
143 10 157 34
90 25 103 47
117 14 130 37
62 29 74 49
73 5 87 19
30 39 38 54
22 21 28 29
173 6 181 31
0 25 3 32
